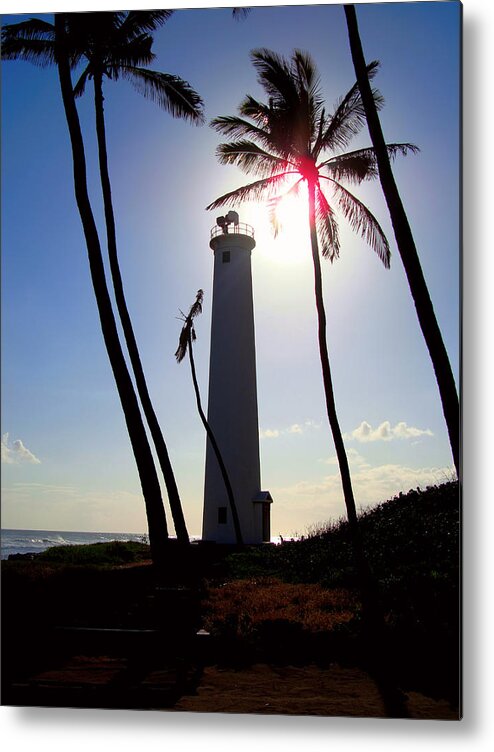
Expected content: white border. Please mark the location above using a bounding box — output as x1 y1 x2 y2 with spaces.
2 0 493 749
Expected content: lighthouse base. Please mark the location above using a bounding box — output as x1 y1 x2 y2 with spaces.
202 491 273 545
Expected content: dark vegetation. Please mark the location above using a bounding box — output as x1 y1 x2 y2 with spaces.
221 480 459 588
201 481 460 705
35 540 151 566
2 481 459 710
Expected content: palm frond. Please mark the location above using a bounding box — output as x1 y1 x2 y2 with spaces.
105 35 155 73
328 179 390 267
120 67 205 123
293 48 323 112
250 48 299 105
2 17 55 40
23 18 56 34
216 141 293 176
0 36 57 66
175 325 190 364
319 143 419 183
175 290 204 364
206 172 293 211
73 63 91 98
382 142 420 159
212 113 303 162
267 179 303 237
317 61 382 155
320 150 379 184
63 12 115 60
315 187 340 261
210 115 272 147
189 289 204 320
238 95 271 124
1 19 58 66
232 8 251 21
119 10 173 37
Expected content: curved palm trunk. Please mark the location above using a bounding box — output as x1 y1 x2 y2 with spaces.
344 4 460 478
54 17 169 566
187 331 244 546
93 71 190 544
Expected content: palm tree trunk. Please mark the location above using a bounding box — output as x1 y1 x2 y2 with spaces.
344 4 460 478
308 182 409 717
307 180 359 533
187 332 244 546
93 71 190 544
54 16 169 567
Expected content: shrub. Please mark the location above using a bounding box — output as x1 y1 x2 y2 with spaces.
35 540 151 566
202 577 359 639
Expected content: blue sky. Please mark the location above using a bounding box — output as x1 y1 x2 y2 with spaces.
1 1 461 536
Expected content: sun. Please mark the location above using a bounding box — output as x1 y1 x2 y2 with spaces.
246 186 311 266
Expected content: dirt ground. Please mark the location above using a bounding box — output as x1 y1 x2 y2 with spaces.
173 662 459 720
11 656 458 719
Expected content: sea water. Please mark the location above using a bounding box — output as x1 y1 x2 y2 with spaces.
0 529 149 560
1 529 289 559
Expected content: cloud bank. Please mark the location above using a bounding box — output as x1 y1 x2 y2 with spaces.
344 420 433 443
271 460 454 535
1 433 41 465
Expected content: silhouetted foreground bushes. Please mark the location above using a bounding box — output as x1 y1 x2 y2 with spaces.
221 481 459 588
2 482 459 707
203 481 460 703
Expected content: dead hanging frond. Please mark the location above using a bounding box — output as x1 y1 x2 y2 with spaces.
267 178 303 238
175 289 204 363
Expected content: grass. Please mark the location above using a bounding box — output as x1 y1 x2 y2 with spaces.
203 578 359 637
35 540 151 566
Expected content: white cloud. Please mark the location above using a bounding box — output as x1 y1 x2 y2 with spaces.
260 428 281 439
1 433 41 465
323 447 371 468
344 420 433 443
260 420 320 439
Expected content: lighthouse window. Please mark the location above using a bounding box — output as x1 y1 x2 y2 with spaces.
218 506 227 524
222 251 230 263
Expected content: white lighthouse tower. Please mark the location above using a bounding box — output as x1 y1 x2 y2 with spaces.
202 211 272 545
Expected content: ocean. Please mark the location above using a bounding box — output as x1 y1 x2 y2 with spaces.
1 529 287 559
0 528 149 560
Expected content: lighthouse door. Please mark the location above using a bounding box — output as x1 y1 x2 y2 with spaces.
262 502 270 542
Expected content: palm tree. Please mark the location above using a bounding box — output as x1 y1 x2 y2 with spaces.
66 11 205 543
206 48 417 542
344 5 459 477
2 14 170 567
175 291 244 546
2 12 205 544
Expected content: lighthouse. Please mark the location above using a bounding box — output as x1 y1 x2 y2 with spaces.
202 211 272 544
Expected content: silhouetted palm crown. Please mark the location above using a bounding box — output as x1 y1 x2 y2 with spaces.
2 12 204 123
207 48 417 265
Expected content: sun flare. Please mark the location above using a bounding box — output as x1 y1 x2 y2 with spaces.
247 186 311 266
